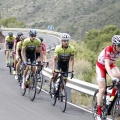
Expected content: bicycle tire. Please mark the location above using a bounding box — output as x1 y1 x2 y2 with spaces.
20 80 26 96
92 90 98 120
36 70 43 94
50 81 57 106
9 57 13 75
29 74 37 101
111 97 120 120
59 79 67 112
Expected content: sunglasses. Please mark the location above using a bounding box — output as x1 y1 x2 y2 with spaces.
117 44 120 47
62 40 69 42
30 35 36 37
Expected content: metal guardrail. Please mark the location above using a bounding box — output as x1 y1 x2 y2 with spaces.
42 67 99 102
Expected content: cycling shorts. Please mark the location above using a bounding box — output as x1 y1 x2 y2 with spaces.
55 62 69 77
96 63 115 81
6 42 14 50
36 52 40 59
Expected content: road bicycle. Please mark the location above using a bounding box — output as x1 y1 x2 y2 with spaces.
20 59 38 101
49 71 74 112
6 49 14 75
36 62 49 94
92 80 120 120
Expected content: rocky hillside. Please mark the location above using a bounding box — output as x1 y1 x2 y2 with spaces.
0 0 120 39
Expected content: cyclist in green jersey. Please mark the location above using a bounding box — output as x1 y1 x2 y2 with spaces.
4 32 16 66
51 33 74 93
15 35 26 80
21 30 43 89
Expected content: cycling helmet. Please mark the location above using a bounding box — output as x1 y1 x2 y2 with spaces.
38 37 43 42
60 33 71 41
29 30 37 36
8 32 13 37
17 32 23 37
112 35 120 45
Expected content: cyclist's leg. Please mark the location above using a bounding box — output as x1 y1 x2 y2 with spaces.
96 65 106 118
22 56 29 89
13 53 17 74
6 44 9 66
15 58 21 80
110 66 120 100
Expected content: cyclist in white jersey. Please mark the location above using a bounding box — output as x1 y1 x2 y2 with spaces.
96 35 120 120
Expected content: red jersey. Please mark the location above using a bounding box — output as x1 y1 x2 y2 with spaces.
97 45 120 69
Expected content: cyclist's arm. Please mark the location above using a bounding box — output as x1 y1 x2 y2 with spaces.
43 51 47 62
4 41 7 50
21 47 26 63
70 55 74 71
37 46 43 62
105 59 114 79
53 56 58 71
13 41 17 53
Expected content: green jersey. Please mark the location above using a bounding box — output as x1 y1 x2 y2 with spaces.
54 44 74 63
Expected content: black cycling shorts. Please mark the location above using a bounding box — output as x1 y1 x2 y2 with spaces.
6 42 14 50
56 62 69 77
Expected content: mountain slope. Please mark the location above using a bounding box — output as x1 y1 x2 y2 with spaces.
0 0 120 39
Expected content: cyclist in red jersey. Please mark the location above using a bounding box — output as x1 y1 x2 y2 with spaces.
38 37 47 62
96 35 120 120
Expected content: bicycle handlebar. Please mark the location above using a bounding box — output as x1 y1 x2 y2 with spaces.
54 71 74 79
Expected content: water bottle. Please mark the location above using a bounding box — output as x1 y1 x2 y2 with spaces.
106 95 111 105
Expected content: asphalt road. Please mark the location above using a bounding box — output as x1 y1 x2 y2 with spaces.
0 31 93 120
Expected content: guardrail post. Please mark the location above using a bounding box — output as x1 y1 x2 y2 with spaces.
66 87 71 102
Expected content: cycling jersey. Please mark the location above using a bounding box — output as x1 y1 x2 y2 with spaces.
96 45 120 81
42 43 46 52
54 44 74 63
97 45 120 69
22 38 41 63
17 41 23 50
5 35 16 42
22 38 41 48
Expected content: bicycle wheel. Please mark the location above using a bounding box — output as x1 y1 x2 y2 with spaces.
36 70 43 94
29 74 37 101
92 90 98 120
111 98 120 120
9 57 13 75
50 81 57 106
59 80 67 112
20 80 26 96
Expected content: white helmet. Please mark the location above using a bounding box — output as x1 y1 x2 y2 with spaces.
112 35 120 45
60 33 71 41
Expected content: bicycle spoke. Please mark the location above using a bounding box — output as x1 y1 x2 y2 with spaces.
92 90 98 120
50 81 57 106
59 81 67 112
36 71 43 94
112 98 120 120
29 74 36 101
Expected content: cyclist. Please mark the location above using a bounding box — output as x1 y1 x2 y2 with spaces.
96 35 120 120
21 30 43 89
38 37 47 62
51 33 74 93
13 32 23 75
15 35 26 80
4 32 16 67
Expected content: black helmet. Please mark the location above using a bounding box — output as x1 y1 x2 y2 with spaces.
17 32 23 37
8 32 13 37
38 37 43 42
29 30 37 36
